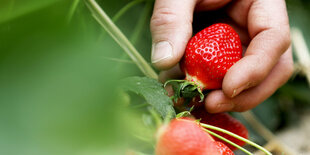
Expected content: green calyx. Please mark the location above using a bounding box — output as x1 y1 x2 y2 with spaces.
175 106 195 118
164 80 205 103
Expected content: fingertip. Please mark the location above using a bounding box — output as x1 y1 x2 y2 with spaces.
196 0 232 11
151 35 191 70
151 34 191 70
151 41 175 70
150 0 196 70
158 64 184 83
152 58 176 70
222 55 263 98
221 63 243 98
204 90 234 113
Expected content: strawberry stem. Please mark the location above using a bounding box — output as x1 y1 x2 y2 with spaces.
112 0 145 23
175 107 194 118
148 108 163 128
67 0 80 23
202 128 252 155
165 80 205 102
85 0 158 79
200 123 272 155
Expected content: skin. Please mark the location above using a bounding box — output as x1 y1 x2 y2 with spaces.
150 0 294 113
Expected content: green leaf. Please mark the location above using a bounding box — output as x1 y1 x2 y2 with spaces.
121 76 176 118
0 0 62 24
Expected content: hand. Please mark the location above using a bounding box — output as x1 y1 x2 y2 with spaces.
150 0 293 112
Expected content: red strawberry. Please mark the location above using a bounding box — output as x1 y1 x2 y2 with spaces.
180 23 242 90
192 108 248 150
155 118 233 155
215 141 234 155
166 23 242 101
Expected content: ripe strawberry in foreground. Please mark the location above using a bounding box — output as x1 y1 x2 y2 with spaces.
215 141 234 155
180 23 242 89
155 118 234 155
192 108 248 150
166 23 242 101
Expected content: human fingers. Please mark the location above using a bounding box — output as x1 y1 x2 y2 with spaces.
205 47 294 113
158 64 184 83
195 0 232 11
222 0 291 98
158 21 250 83
151 0 235 70
150 0 197 70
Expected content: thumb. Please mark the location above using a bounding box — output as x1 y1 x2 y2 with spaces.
150 0 197 70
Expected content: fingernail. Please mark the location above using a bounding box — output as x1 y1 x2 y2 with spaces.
151 41 173 63
231 82 252 98
231 89 238 98
232 87 245 98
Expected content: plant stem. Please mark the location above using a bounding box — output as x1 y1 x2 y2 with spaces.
102 57 135 64
97 0 145 41
200 123 272 155
112 0 145 22
202 128 253 155
241 111 296 155
67 0 80 23
130 0 152 45
85 0 158 79
132 102 149 109
117 1 153 71
291 27 310 86
148 108 162 128
241 111 275 141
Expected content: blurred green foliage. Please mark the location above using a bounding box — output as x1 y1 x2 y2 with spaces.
0 0 148 154
0 0 310 154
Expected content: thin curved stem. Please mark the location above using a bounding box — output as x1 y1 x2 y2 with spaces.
200 123 272 155
67 0 80 23
112 0 145 22
118 1 153 70
98 0 145 42
85 0 158 79
129 0 152 44
202 128 252 155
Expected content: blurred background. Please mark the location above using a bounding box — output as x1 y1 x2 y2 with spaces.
0 0 309 154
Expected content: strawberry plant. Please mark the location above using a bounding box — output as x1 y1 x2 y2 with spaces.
1 0 310 155
85 1 273 154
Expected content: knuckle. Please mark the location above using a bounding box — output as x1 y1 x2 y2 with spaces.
151 7 192 32
276 26 291 52
283 30 291 50
233 105 249 112
278 49 294 81
248 54 269 82
151 7 179 30
283 55 294 79
233 100 258 112
287 62 294 77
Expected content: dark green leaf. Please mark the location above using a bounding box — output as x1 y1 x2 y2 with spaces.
121 76 176 118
